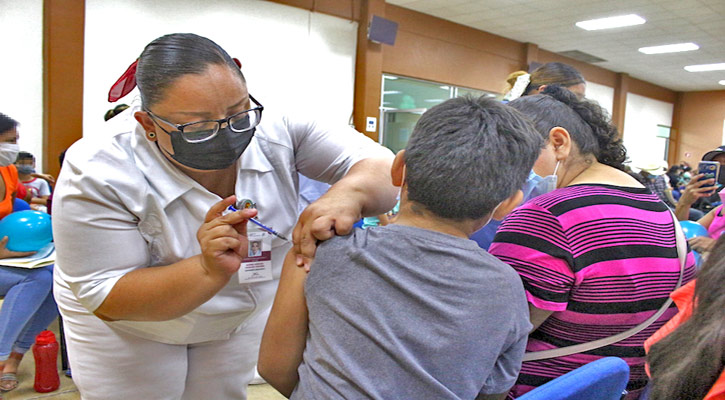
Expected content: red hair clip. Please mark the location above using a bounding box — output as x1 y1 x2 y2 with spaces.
108 57 240 103
108 59 138 102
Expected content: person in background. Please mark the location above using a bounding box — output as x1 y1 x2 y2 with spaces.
472 62 587 249
15 151 51 212
259 95 542 399
0 113 58 394
645 234 725 400
503 62 587 101
52 33 396 400
489 86 696 398
637 161 676 208
104 104 130 122
675 146 725 254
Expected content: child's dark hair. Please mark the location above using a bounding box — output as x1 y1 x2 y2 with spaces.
16 151 34 163
509 85 626 170
404 95 543 220
0 113 18 135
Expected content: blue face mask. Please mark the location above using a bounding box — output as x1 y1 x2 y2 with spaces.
16 165 35 175
526 161 560 200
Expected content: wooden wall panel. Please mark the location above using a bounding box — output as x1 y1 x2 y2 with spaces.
43 0 84 179
383 30 522 93
628 76 677 104
672 90 725 165
385 5 524 63
352 0 384 140
267 0 359 20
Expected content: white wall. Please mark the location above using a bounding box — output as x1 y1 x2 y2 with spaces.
622 93 674 166
585 81 614 119
84 0 358 137
0 0 44 171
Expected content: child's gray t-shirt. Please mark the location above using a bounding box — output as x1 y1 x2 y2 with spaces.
292 224 532 399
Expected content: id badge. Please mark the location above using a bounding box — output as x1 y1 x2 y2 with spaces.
238 230 273 284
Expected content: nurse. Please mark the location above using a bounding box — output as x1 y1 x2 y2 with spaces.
52 33 396 400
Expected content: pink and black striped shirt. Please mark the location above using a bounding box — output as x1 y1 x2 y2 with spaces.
489 184 696 398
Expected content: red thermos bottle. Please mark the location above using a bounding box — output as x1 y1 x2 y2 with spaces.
33 330 60 393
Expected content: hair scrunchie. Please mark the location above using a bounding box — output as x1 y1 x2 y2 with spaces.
503 73 531 102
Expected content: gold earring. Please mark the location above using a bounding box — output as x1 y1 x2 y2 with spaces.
148 132 156 139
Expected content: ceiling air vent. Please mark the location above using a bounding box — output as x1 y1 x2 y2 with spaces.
558 50 607 63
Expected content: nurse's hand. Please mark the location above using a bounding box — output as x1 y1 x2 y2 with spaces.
197 196 257 281
293 190 362 271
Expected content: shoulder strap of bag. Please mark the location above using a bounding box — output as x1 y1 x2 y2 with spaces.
522 210 687 362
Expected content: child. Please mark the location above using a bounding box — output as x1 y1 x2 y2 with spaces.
15 152 51 212
258 96 543 399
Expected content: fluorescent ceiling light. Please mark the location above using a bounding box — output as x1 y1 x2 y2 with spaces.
576 14 646 31
719 80 725 86
383 90 401 95
383 76 398 80
424 99 446 102
684 63 725 72
638 42 699 54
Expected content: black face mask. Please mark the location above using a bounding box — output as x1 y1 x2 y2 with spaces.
161 126 255 170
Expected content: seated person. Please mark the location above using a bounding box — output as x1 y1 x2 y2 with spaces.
258 95 543 399
15 151 51 212
0 113 58 393
645 235 725 400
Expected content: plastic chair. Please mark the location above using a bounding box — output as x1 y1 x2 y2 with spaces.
517 357 630 400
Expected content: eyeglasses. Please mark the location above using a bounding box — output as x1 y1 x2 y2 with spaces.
145 95 263 143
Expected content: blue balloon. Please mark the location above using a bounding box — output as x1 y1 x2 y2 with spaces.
680 220 709 240
0 210 53 252
12 198 31 212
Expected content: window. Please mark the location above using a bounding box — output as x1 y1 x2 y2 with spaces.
379 75 498 153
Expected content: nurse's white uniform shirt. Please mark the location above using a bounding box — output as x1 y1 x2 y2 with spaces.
52 101 391 344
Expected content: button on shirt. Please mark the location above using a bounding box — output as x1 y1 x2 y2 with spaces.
52 101 392 344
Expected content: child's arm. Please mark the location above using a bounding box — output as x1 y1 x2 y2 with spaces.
258 249 310 397
30 195 49 205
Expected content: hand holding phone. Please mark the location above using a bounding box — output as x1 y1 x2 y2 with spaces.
697 161 720 192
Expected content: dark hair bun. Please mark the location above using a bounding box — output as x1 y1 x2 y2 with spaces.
541 85 626 170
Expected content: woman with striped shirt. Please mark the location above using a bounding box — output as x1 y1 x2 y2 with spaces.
489 85 696 398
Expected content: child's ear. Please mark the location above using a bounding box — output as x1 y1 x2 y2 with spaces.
391 150 406 187
492 189 523 221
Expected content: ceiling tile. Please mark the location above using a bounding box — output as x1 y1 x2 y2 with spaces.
386 0 725 90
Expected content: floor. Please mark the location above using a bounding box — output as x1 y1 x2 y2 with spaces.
2 315 285 400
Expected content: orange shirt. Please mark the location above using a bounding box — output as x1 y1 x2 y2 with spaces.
0 165 18 220
645 281 725 400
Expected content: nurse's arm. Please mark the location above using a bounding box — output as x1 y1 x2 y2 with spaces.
293 156 397 267
258 250 309 397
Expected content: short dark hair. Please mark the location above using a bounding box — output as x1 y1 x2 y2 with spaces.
404 96 543 220
524 62 585 95
16 151 34 163
509 85 626 170
0 113 18 135
136 33 245 108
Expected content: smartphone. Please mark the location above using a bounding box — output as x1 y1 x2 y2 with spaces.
697 161 720 190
